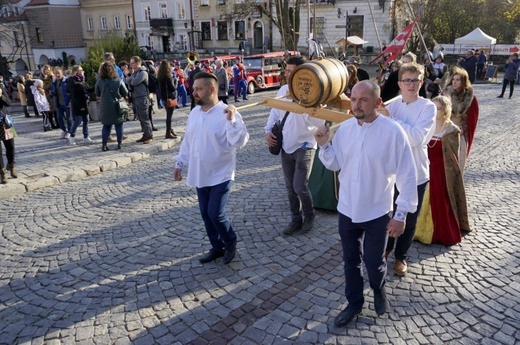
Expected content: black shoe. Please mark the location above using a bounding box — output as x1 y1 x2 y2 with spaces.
374 288 387 315
102 145 109 152
43 126 52 132
283 221 302 235
334 307 362 327
136 137 147 143
497 95 504 98
117 143 122 150
301 217 314 233
152 127 158 131
223 240 237 264
235 99 240 102
199 249 225 264
25 114 32 118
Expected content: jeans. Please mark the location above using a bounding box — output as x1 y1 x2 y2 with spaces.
177 84 187 106
281 148 316 222
102 124 123 144
196 180 237 252
70 114 89 138
56 104 72 133
339 212 390 310
386 181 428 261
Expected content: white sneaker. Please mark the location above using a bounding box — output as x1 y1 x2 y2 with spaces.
65 133 71 139
60 131 67 139
68 137 76 145
84 137 95 144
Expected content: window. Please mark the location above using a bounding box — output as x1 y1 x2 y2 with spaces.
309 17 325 42
143 5 151 21
217 21 227 40
159 3 167 18
114 16 120 30
177 3 185 19
349 15 364 38
87 17 93 31
127 15 133 29
13 32 21 47
217 0 226 4
36 28 43 43
201 0 209 6
235 20 245 40
180 35 187 50
100 16 107 30
201 21 211 40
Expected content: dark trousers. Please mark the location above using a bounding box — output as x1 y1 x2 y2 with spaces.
281 148 316 222
165 106 174 133
41 111 51 130
0 139 15 169
196 180 237 253
339 212 390 310
386 181 428 261
102 124 123 145
218 96 228 104
177 84 187 106
499 79 515 98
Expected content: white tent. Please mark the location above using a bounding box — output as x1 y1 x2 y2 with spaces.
454 27 496 45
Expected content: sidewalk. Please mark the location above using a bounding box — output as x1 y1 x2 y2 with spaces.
0 106 188 199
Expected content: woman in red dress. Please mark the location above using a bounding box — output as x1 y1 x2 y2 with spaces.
415 96 471 246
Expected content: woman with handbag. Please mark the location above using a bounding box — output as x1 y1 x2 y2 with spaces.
68 65 95 145
0 105 17 184
95 62 129 151
157 59 178 139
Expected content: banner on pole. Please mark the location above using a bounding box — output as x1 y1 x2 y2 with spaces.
370 17 417 65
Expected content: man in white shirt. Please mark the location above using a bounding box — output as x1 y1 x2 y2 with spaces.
265 56 325 235
315 80 418 327
174 72 249 265
378 62 436 276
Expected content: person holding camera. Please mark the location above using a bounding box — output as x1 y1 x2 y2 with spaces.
497 53 520 99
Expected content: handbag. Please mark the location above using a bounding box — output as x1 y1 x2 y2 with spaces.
269 111 290 155
106 81 129 118
164 79 178 108
0 111 13 129
167 98 178 108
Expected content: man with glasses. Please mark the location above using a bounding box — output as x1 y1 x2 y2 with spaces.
378 62 436 276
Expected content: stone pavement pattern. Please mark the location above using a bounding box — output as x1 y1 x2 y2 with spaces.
0 84 519 344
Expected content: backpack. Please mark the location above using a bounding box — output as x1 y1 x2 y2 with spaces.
146 65 158 93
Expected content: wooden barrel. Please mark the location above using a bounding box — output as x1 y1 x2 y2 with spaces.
288 58 349 107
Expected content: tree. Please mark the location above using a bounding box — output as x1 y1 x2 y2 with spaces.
219 0 302 51
419 0 520 45
81 34 144 99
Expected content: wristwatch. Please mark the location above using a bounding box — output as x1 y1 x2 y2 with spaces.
393 210 407 222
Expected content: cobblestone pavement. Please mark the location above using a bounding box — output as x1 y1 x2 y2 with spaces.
0 83 519 345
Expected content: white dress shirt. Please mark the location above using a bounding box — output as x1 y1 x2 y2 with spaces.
386 96 436 185
319 115 418 223
174 102 249 188
265 85 325 153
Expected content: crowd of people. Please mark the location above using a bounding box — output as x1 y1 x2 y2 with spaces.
0 46 516 327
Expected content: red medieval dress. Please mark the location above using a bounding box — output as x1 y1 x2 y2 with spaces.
415 123 471 246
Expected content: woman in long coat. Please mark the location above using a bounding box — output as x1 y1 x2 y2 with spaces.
95 62 128 151
443 66 479 173
41 64 58 128
157 59 178 139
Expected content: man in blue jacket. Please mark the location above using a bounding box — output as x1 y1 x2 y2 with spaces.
51 67 72 139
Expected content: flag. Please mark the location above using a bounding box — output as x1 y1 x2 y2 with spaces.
370 17 418 65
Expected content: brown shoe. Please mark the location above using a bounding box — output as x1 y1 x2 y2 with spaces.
395 260 407 276
108 136 117 142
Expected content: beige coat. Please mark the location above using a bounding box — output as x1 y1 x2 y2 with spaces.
17 82 27 106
